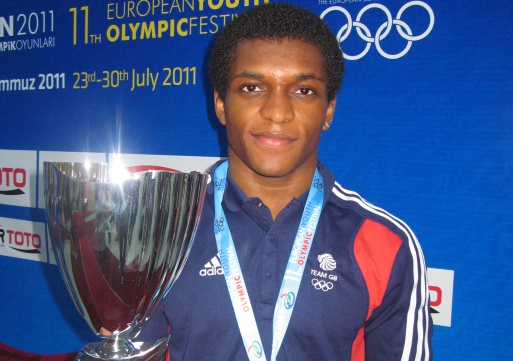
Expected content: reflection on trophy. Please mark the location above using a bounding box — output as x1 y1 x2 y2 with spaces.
44 162 208 360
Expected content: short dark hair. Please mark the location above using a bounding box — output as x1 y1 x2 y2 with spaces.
209 3 344 102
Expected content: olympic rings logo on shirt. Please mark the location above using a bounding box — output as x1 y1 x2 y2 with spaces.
320 1 435 60
311 278 334 291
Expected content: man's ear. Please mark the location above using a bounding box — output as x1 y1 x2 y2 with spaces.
214 90 226 125
323 96 337 130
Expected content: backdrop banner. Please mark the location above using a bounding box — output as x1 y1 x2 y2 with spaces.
0 0 512 360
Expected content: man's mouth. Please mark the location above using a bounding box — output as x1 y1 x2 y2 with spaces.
252 132 296 148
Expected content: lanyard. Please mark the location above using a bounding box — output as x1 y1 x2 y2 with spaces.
213 161 324 361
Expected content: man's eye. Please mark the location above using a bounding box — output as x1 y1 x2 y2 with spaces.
241 84 260 92
295 87 314 95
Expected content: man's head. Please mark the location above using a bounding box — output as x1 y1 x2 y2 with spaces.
209 3 344 102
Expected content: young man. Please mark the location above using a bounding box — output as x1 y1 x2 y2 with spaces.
140 3 432 360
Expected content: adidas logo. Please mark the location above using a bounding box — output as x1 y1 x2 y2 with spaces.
199 253 224 276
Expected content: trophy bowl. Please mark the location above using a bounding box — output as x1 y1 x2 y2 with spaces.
44 161 208 360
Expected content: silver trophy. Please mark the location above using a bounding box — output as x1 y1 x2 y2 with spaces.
44 162 208 360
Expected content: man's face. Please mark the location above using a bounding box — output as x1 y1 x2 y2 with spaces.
214 38 336 179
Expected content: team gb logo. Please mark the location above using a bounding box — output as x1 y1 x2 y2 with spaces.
318 254 337 271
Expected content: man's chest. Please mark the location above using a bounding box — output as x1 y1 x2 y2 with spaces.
163 203 370 349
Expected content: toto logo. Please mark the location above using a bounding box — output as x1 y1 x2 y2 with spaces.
125 165 179 173
429 285 442 308
320 1 435 60
0 167 27 195
0 226 42 254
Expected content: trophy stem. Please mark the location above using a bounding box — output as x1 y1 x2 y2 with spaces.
76 336 170 360
95 339 136 358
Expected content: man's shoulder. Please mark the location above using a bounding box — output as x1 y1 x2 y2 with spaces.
322 168 415 246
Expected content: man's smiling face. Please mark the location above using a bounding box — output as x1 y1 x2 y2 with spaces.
214 38 336 180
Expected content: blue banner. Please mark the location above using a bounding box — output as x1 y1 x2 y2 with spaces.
0 0 512 360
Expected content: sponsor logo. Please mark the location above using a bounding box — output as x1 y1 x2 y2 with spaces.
247 340 263 359
107 153 221 174
427 267 454 327
280 292 296 309
199 254 224 276
125 165 179 173
0 225 41 254
429 285 442 308
311 278 334 292
320 1 435 60
317 253 337 271
0 217 46 262
0 167 27 195
0 150 36 208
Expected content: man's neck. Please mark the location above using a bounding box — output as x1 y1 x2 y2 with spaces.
227 157 317 220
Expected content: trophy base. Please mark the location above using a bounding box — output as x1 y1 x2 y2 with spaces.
76 336 169 361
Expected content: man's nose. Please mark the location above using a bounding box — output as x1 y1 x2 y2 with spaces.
260 90 294 124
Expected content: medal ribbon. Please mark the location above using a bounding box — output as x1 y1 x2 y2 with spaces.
213 161 324 361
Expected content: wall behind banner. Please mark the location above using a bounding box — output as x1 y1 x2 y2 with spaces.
0 0 511 360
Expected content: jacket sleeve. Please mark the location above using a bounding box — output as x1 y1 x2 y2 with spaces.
363 233 433 361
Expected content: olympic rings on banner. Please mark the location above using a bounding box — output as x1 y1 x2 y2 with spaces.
311 278 334 292
320 1 435 60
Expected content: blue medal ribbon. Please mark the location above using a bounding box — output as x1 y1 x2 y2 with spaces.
213 161 324 361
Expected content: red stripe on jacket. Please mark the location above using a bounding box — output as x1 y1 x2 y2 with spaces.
351 219 403 360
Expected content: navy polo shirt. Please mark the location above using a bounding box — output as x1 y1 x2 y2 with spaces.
138 161 432 360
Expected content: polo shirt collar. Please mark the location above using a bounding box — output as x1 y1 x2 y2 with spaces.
206 160 250 213
207 160 336 212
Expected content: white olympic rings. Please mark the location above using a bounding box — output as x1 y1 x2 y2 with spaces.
320 1 435 60
311 278 334 292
